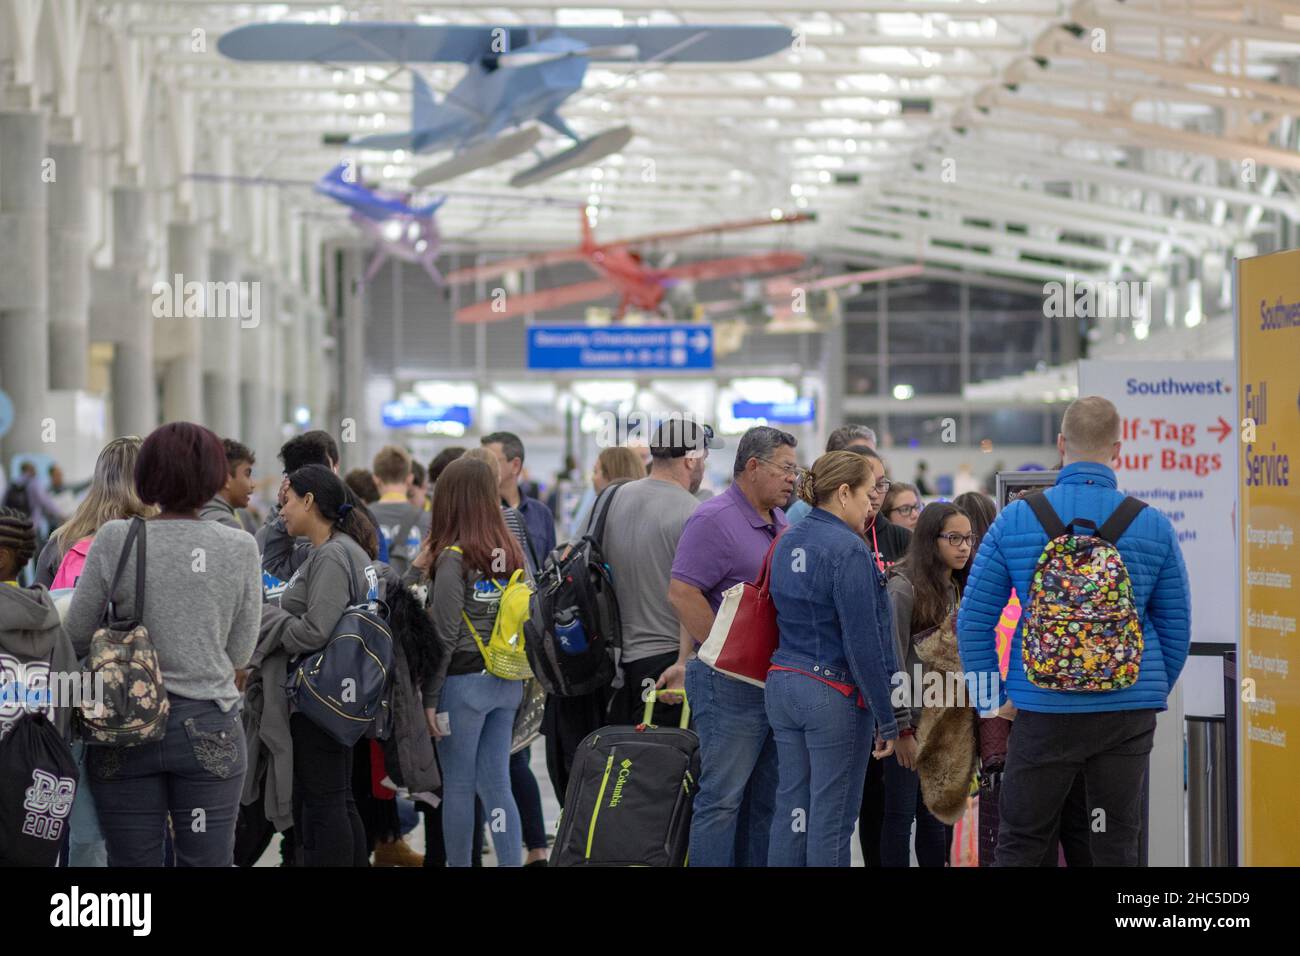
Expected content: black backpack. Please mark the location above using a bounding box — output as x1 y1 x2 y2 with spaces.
0 713 79 867
523 481 626 697
285 551 394 746
2 481 30 516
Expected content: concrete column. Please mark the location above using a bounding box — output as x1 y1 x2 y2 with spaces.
285 293 310 420
203 247 242 439
340 249 367 472
820 295 846 451
109 186 155 437
47 140 88 391
160 221 206 423
240 272 278 469
0 110 50 460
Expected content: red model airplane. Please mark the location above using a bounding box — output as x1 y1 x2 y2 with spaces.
446 210 813 322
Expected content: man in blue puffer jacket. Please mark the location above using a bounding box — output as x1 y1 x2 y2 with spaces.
958 396 1191 866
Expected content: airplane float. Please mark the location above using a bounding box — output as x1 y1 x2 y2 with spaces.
217 22 792 187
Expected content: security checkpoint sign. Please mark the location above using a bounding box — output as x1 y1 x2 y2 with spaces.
527 325 713 371
1076 361 1236 649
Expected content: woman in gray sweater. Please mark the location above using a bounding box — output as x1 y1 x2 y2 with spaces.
252 464 384 867
63 423 262 867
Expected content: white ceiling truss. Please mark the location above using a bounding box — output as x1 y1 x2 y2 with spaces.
2 0 1298 290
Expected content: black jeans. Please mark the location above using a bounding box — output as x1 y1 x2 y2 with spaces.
290 713 368 866
995 709 1156 867
612 651 684 727
511 746 548 852
857 755 884 866
543 691 609 807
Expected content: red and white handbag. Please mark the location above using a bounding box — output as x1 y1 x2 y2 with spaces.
697 534 782 687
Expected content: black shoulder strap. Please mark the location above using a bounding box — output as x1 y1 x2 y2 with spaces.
1024 492 1067 540
1097 496 1147 545
588 479 627 549
339 540 360 607
103 517 145 627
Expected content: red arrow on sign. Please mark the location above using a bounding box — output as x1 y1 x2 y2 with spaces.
1208 416 1231 443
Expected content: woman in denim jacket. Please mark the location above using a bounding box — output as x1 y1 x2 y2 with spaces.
767 450 914 866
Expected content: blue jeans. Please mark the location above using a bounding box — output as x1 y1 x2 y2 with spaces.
881 752 949 867
87 695 247 867
684 659 778 867
67 740 107 867
436 673 523 867
765 669 872 867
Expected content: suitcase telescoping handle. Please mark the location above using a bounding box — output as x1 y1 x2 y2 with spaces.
642 687 691 729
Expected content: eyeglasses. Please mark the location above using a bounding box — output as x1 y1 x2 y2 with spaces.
889 504 922 517
937 533 978 548
756 457 800 476
872 479 893 493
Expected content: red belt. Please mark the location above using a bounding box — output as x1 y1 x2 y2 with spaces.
768 664 866 709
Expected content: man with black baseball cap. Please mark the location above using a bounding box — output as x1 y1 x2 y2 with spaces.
603 416 720 725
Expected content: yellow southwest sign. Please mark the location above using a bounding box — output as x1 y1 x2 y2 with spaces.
1236 248 1300 866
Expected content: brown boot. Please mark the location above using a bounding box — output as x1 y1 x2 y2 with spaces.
373 838 424 868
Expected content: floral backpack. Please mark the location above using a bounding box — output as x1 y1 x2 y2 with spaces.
1021 494 1147 692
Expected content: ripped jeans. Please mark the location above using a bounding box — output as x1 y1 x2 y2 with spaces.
88 694 246 867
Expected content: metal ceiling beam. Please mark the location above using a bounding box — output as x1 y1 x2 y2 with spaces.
928 139 1300 218
1034 29 1300 106
973 91 1300 173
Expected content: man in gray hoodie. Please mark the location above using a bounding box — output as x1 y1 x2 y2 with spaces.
1 507 78 743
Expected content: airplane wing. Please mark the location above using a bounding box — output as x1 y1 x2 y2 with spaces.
442 249 591 286
598 212 814 251
455 278 622 323
217 23 791 64
763 262 925 296
659 252 807 284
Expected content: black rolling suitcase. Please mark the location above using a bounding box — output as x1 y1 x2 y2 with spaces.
552 690 698 867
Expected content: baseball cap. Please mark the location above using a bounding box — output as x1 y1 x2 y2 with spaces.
649 418 722 459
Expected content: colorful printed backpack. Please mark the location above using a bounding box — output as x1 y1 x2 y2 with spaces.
1021 494 1147 692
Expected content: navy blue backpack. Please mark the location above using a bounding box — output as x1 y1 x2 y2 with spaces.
285 550 394 746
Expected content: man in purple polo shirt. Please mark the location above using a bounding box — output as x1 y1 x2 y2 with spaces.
670 425 798 867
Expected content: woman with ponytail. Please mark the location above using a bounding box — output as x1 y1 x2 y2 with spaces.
765 450 905 866
252 463 384 866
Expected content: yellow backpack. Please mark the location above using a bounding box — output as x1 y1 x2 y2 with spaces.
447 546 534 681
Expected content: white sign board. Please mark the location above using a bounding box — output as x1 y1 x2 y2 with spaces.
1077 360 1237 718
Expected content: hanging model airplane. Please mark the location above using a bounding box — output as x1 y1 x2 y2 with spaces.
217 22 792 187
189 162 573 286
444 210 814 323
699 262 927 328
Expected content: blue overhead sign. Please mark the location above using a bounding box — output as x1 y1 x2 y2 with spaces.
732 399 817 424
382 402 473 428
527 325 713 371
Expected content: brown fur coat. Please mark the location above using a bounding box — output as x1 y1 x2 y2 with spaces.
913 613 978 825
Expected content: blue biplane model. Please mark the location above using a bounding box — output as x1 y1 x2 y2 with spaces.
217 22 792 187
190 162 572 286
